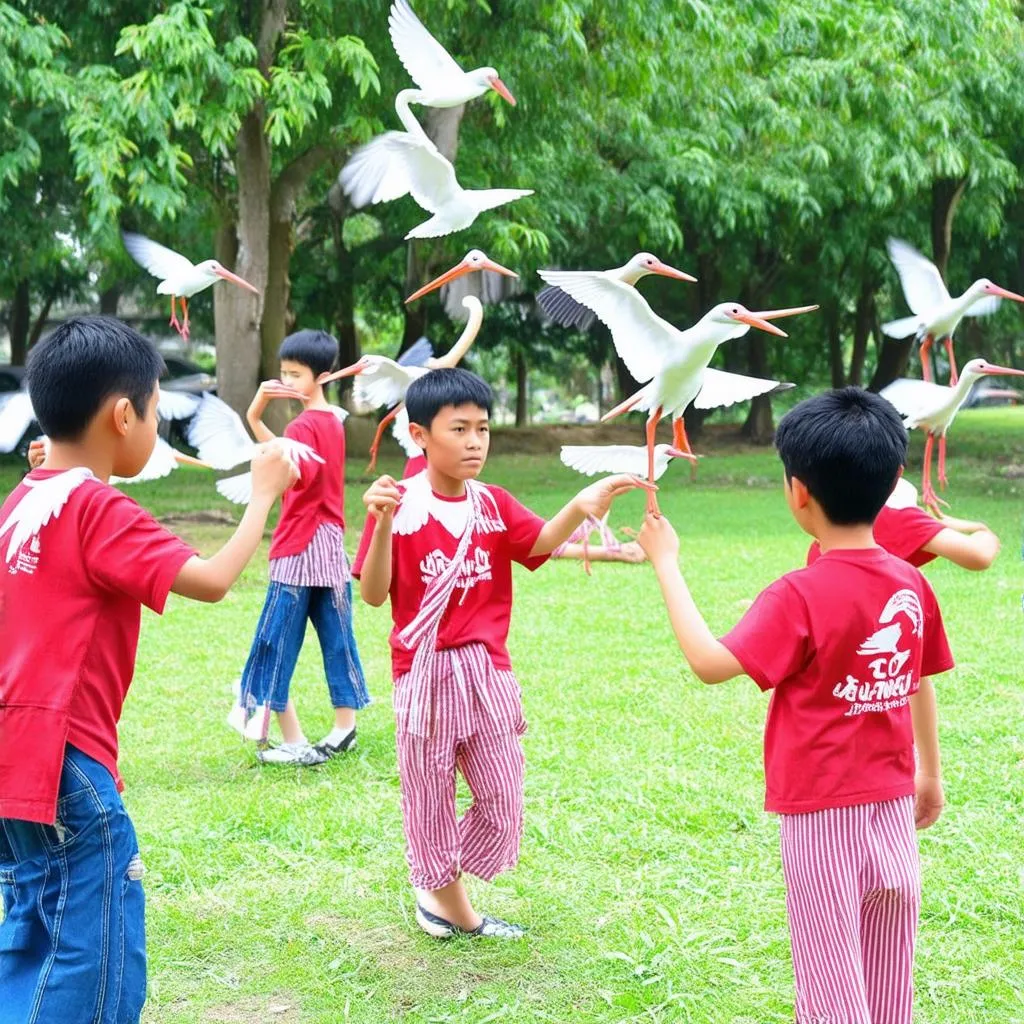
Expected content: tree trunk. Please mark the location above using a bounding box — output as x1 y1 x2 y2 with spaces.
848 286 874 387
9 280 30 366
741 246 782 441
28 290 56 349
328 182 358 404
514 348 528 427
868 337 913 392
825 300 844 389
931 178 967 279
216 111 270 418
99 285 121 316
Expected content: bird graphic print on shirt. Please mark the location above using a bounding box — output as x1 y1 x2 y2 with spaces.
834 588 925 717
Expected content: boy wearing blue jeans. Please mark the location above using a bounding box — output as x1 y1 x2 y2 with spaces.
0 316 297 1023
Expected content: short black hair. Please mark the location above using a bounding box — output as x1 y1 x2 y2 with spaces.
26 316 164 441
279 329 338 376
774 387 907 525
406 367 493 429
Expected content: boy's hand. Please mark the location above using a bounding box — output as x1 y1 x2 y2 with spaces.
364 475 401 523
638 511 680 566
254 379 306 405
574 474 653 519
27 439 47 469
914 772 944 830
250 441 299 502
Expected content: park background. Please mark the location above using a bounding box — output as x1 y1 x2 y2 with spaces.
1 1 1023 1021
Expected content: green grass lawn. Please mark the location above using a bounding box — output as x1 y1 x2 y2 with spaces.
2 409 1023 1023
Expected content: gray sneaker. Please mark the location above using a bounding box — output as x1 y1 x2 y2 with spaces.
257 742 327 766
415 904 525 940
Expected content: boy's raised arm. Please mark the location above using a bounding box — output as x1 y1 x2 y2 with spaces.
358 475 401 606
172 443 297 602
530 475 651 557
638 512 745 684
245 380 305 443
923 518 1000 571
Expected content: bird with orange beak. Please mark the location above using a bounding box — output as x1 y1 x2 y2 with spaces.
324 251 518 470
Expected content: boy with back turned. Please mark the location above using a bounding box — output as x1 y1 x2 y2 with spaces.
638 388 954 1023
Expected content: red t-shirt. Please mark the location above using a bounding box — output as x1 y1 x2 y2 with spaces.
402 455 427 478
352 477 548 677
0 471 195 823
807 506 944 568
721 548 954 815
269 409 346 560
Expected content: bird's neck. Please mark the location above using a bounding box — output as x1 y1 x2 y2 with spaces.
434 298 483 368
617 266 647 286
951 284 984 314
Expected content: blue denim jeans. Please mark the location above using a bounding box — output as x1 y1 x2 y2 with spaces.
0 745 146 1024
240 580 370 713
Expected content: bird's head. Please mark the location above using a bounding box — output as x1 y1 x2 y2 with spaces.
471 67 516 105
405 249 517 303
959 357 1024 381
195 260 260 294
320 354 381 384
621 252 697 286
707 301 819 337
973 278 1024 303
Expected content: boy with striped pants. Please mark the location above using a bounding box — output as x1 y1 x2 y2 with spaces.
354 368 645 938
638 388 954 1023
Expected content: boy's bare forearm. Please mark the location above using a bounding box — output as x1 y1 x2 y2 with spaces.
531 499 586 557
909 677 941 777
359 525 393 606
649 557 744 684
172 495 275 602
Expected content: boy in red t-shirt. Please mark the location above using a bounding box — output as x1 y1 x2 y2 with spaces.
807 476 1000 570
0 316 297 1024
354 367 646 939
638 387 954 1024
229 329 369 766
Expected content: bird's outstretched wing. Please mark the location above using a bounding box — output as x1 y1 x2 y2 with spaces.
216 472 253 505
122 231 195 282
879 377 947 419
340 132 457 214
354 360 415 410
0 391 36 453
391 406 421 458
0 467 94 563
536 285 597 331
392 470 430 535
886 238 949 314
536 271 676 384
328 404 349 423
156 388 200 422
561 445 649 478
186 393 255 469
278 438 326 471
398 337 435 368
388 0 466 91
694 368 795 410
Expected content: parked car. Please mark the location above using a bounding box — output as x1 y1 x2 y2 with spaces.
0 366 37 456
160 354 216 396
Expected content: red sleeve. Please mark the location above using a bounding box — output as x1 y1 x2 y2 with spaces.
873 507 944 563
720 578 813 691
351 515 376 579
492 486 548 571
919 576 954 678
81 488 197 614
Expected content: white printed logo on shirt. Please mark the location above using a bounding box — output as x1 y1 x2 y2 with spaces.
420 545 493 591
832 589 925 717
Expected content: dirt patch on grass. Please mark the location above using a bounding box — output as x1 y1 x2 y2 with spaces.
204 993 300 1022
157 509 238 526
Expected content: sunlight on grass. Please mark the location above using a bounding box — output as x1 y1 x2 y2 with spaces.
1 413 1021 1023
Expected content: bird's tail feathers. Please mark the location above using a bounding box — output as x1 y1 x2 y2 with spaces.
881 315 923 339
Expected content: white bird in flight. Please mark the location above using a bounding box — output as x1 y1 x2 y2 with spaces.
881 357 1024 513
340 131 532 239
537 266 815 511
388 0 516 138
883 238 1024 385
537 252 696 331
560 443 691 482
122 231 259 341
186 393 324 504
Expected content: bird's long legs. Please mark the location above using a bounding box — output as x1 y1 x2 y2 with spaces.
646 408 662 516
920 432 949 515
919 334 934 383
181 297 190 341
368 403 402 473
169 296 181 335
944 336 958 386
937 432 949 489
672 417 700 481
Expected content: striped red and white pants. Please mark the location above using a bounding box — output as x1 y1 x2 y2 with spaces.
779 796 920 1024
394 643 526 891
